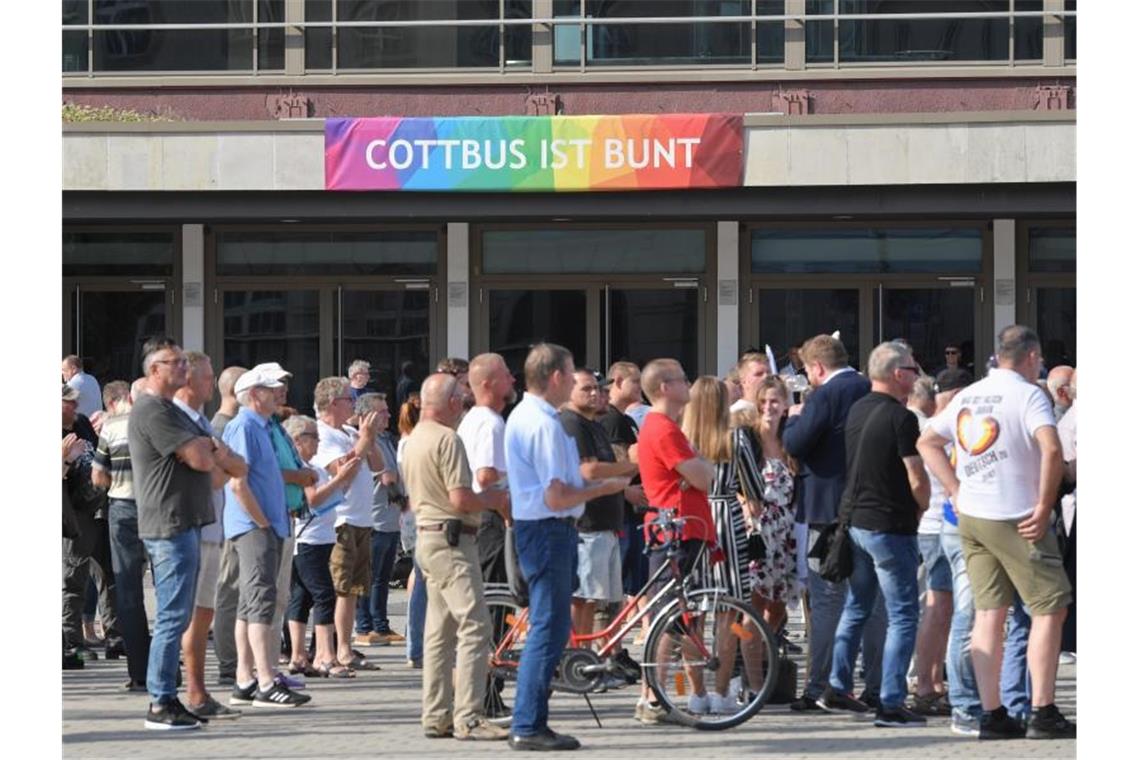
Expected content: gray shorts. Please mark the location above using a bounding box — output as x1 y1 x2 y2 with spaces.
234 527 283 624
194 540 222 610
575 530 623 603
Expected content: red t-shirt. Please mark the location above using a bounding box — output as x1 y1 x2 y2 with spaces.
637 411 714 544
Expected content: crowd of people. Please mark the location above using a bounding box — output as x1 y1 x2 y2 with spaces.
60 324 1077 746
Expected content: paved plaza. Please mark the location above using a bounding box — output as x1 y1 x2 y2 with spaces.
63 589 1076 759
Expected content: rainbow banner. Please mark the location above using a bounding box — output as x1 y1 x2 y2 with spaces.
324 114 742 192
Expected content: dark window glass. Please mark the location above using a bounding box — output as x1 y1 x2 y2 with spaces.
806 0 835 63
810 0 1011 64
1014 0 1043 61
751 228 982 274
77 291 167 388
607 289 699 373
258 0 286 70
91 0 278 72
559 0 749 67
305 0 332 69
755 0 785 64
216 230 438 276
1028 227 1076 273
63 231 175 277
337 289 431 430
758 289 860 372
483 229 706 274
875 287 976 375
489 289 588 400
336 0 531 70
1064 0 1075 59
223 290 321 412
62 1 89 72
1036 287 1076 368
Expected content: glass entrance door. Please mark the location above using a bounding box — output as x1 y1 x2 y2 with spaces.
603 285 702 373
65 283 171 388
487 289 589 385
338 287 433 411
755 287 861 374
875 281 979 377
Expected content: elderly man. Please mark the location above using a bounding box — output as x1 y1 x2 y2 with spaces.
128 336 223 730
173 352 246 719
352 391 407 647
822 342 930 728
209 364 247 686
1046 365 1075 421
404 373 511 741
437 357 475 410
312 376 385 670
919 326 1075 740
347 359 374 401
222 367 311 708
729 351 771 413
783 334 885 713
63 354 102 419
93 380 148 689
505 344 629 751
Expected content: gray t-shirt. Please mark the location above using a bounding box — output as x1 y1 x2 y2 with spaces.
210 411 234 438
370 432 404 533
129 393 215 540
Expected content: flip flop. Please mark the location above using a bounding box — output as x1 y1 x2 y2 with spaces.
317 661 356 679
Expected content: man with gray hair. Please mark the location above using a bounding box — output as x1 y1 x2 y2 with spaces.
209 365 246 686
919 325 1074 740
128 336 223 730
63 353 102 419
404 372 512 740
1045 365 1075 421
822 341 930 728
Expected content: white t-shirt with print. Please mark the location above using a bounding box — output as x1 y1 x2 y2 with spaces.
313 421 374 528
927 368 1056 521
456 405 507 494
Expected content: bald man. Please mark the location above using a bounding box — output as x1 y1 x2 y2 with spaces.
404 373 511 741
1046 366 1075 421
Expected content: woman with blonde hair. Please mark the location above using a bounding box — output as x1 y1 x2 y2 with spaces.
734 375 799 634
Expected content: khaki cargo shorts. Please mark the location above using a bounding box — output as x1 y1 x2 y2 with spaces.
330 523 372 596
958 513 1071 616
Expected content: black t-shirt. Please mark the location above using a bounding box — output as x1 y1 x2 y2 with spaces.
560 408 624 532
597 404 642 522
63 413 104 519
841 392 921 535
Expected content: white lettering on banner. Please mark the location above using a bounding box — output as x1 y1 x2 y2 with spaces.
362 136 704 172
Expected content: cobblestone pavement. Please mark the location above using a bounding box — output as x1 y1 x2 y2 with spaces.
63 590 1076 759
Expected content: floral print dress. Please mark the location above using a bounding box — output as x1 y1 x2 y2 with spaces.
734 427 800 603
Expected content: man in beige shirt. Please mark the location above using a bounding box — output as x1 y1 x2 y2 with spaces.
402 372 510 741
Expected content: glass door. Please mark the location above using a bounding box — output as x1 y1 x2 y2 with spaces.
874 280 980 378
485 288 590 388
602 283 703 375
64 282 172 388
754 286 861 373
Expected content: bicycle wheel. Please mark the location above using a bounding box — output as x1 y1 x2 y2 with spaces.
642 590 778 730
484 589 526 720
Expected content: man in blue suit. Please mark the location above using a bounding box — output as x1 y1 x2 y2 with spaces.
782 335 887 712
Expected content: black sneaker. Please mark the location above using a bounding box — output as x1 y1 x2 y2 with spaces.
611 648 642 684
817 686 871 714
789 694 823 712
252 680 312 708
874 705 928 728
187 695 243 720
62 652 85 670
105 638 126 660
979 706 1027 740
1026 704 1076 740
122 680 148 693
144 699 203 731
858 691 881 711
229 680 257 706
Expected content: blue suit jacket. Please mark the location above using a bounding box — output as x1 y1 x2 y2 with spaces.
781 370 871 526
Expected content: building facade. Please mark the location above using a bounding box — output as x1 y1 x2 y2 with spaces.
62 1 1076 411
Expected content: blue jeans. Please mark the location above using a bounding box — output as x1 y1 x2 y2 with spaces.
830 527 919 710
805 528 887 700
356 531 401 634
620 512 649 596
940 526 1032 719
142 527 200 704
405 558 427 663
108 499 150 684
512 518 578 737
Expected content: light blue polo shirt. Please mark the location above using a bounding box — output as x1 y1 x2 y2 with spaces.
504 392 585 522
222 407 290 539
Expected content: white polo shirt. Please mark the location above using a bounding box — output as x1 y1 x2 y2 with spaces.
312 420 374 529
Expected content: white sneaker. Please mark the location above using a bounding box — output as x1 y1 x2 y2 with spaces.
687 692 710 714
708 692 738 714
1058 651 1077 665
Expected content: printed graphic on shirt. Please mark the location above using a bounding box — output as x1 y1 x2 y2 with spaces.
956 407 1001 456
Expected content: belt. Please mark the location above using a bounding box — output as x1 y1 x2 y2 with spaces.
419 522 478 535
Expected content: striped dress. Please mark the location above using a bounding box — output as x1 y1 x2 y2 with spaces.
709 452 751 599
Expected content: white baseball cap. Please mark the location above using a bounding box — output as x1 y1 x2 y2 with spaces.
251 362 293 381
235 368 285 395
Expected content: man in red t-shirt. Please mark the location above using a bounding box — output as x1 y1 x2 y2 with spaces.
634 358 716 724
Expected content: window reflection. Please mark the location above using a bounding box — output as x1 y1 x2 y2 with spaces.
483 229 706 274
751 228 982 274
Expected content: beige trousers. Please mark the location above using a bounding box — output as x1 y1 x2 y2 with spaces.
416 529 491 731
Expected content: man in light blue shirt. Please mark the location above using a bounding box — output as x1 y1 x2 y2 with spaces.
221 368 310 708
504 343 628 752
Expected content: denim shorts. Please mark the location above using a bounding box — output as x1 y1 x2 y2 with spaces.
918 533 953 593
574 530 623 603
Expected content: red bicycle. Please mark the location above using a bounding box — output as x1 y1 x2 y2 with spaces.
486 509 779 730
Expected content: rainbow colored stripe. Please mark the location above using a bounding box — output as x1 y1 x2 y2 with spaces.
325 114 742 192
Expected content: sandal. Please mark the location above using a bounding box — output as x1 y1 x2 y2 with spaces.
343 649 379 670
317 661 356 679
289 661 322 677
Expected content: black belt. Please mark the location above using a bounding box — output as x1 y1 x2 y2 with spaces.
420 522 478 535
